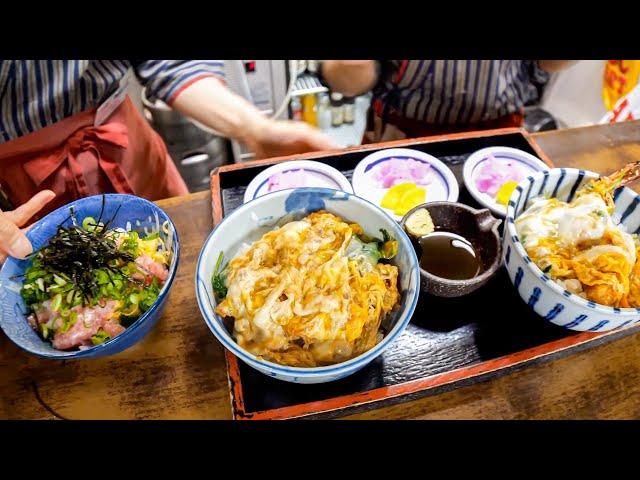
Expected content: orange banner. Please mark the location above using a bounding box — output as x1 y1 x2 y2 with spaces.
603 60 640 111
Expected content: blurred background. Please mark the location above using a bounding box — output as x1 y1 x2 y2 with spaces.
125 60 624 193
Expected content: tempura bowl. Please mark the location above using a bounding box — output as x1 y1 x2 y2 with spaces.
505 168 640 332
195 188 420 384
0 194 180 359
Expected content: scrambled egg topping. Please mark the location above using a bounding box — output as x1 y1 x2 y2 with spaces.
516 189 640 307
215 211 400 367
137 237 171 265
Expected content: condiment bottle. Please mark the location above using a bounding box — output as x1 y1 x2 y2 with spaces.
317 93 332 130
307 60 319 74
343 96 355 124
302 94 318 126
291 97 303 121
330 92 344 127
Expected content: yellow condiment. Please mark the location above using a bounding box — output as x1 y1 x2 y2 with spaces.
302 94 318 127
381 183 415 210
395 187 426 216
380 182 426 216
495 180 519 206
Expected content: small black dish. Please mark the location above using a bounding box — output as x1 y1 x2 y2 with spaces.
401 202 502 298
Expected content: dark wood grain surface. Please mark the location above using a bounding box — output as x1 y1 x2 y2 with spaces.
2 120 640 420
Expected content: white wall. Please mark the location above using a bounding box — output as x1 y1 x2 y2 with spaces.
540 60 608 128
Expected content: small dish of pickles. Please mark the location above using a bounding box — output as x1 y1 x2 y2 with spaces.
351 148 459 221
462 146 549 217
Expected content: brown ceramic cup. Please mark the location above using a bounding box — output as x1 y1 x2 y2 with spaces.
400 202 502 298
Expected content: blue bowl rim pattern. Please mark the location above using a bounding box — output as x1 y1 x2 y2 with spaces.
505 168 639 316
195 186 420 376
0 193 180 358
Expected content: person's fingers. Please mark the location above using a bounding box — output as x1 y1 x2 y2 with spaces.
3 190 55 227
293 123 337 150
0 212 33 259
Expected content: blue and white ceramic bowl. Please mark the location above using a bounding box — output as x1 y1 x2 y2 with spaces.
504 168 640 332
0 194 180 359
195 187 420 384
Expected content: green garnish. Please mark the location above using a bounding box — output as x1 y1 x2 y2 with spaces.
348 228 399 266
50 293 62 312
19 196 140 308
377 229 398 260
212 252 228 300
82 216 97 230
91 329 110 345
58 312 78 334
120 231 140 256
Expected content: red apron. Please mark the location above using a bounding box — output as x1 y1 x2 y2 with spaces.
0 96 188 222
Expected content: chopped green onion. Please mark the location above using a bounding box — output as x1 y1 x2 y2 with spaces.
91 329 110 345
212 252 228 300
40 324 49 339
53 274 66 286
51 293 62 312
82 216 96 230
36 278 45 292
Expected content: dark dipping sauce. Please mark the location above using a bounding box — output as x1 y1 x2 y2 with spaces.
418 232 480 280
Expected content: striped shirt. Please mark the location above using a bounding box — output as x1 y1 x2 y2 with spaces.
373 60 548 125
0 60 224 143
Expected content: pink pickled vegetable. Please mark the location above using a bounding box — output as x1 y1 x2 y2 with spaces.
374 158 432 188
474 155 528 197
267 169 325 192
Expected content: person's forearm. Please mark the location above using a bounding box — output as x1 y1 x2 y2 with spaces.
538 60 579 73
321 60 379 97
170 76 268 145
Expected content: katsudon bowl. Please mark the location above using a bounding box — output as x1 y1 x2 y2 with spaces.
195 187 420 384
505 168 640 332
0 194 180 359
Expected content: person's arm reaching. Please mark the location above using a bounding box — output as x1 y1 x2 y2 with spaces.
170 77 336 159
320 60 380 97
133 60 336 159
0 190 55 263
538 60 579 73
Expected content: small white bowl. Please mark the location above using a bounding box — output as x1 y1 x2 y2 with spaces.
243 160 353 204
463 146 549 218
351 148 459 221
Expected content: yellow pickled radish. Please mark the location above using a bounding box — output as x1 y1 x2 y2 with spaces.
495 180 519 206
394 186 426 216
380 182 416 210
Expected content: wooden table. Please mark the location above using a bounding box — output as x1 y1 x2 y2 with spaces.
2 120 640 420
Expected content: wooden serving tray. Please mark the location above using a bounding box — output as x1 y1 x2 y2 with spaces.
209 127 640 420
